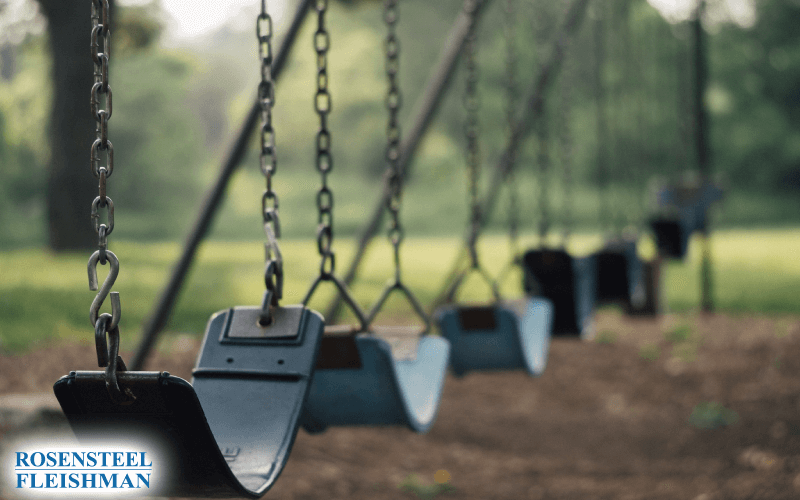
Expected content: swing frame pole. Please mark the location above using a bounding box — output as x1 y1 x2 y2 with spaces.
130 0 314 370
693 0 714 313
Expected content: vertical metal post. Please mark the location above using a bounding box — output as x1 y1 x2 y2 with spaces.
693 0 714 313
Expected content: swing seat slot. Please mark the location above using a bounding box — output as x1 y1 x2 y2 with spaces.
522 249 596 338
54 305 324 498
457 306 499 331
435 297 553 377
315 335 363 370
300 332 450 434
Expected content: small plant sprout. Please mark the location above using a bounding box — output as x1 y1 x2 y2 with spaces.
640 344 660 361
689 402 739 429
665 324 693 344
596 330 617 344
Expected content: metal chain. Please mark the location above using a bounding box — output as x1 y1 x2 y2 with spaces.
88 0 134 404
362 0 432 333
313 0 335 278
257 0 283 322
302 2 369 331
384 0 405 281
593 0 610 234
559 35 574 244
503 0 519 262
463 20 481 269
536 110 550 240
531 0 551 243
90 0 114 264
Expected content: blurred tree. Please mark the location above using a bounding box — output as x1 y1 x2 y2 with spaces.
115 4 162 57
33 0 169 250
709 0 800 190
34 0 117 251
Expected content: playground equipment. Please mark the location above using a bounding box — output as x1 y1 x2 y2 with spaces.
589 1 655 315
55 2 324 497
650 179 723 259
50 0 711 494
521 51 595 339
435 1 553 377
299 0 449 434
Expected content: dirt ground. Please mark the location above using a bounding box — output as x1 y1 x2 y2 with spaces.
3 310 800 500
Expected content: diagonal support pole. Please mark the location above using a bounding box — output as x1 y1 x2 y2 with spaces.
130 0 314 370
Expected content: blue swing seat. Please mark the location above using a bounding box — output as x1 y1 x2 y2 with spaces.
301 330 450 434
651 182 723 259
523 249 596 339
54 306 324 498
434 297 553 377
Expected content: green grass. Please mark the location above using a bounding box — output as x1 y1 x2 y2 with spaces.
2 228 800 352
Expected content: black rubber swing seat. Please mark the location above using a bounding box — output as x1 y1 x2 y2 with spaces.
626 257 662 316
300 326 450 434
522 248 596 338
53 305 324 498
594 239 646 310
650 217 689 259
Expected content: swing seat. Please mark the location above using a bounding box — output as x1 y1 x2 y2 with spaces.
53 306 324 498
652 182 723 259
522 249 596 339
300 330 450 434
626 258 662 316
650 217 690 259
595 239 645 310
434 297 553 377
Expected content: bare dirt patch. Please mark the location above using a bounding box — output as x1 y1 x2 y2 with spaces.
3 311 800 499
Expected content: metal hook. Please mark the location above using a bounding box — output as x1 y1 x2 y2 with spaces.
103 323 136 405
88 250 121 330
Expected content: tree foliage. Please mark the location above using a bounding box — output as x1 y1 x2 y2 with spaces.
1 0 799 248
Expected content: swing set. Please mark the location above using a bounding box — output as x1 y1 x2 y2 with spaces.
435 5 553 377
50 0 715 496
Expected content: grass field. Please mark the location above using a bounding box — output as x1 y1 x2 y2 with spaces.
0 228 798 353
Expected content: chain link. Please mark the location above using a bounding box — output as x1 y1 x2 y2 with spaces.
90 0 114 262
312 0 336 278
384 0 405 279
559 35 574 244
536 111 550 240
88 0 133 403
257 0 283 316
463 20 481 268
